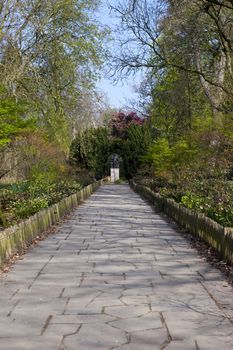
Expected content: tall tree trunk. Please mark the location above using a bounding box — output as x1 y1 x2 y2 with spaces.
194 47 226 126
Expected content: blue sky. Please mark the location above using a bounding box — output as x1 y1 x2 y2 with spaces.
96 1 140 109
97 77 138 109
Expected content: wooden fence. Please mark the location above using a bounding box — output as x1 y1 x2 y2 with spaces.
0 177 110 266
130 180 233 264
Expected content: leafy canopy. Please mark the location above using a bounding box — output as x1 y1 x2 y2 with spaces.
0 86 34 148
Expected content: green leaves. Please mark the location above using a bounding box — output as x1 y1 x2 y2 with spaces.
120 123 152 178
69 117 152 180
70 127 110 178
0 0 108 151
145 137 199 181
0 177 83 228
0 88 34 148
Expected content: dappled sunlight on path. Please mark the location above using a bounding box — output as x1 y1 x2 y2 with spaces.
0 184 233 349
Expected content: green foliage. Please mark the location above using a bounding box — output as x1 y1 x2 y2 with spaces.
144 137 199 182
180 192 207 211
70 127 110 179
18 132 70 183
0 0 108 151
144 138 172 176
109 0 233 229
27 177 82 205
179 181 233 227
145 177 233 227
70 117 152 180
1 181 30 196
0 86 34 148
142 119 233 227
0 209 7 227
115 123 152 179
0 177 82 228
12 197 49 219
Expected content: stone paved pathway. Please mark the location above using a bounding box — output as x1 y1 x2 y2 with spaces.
0 184 233 349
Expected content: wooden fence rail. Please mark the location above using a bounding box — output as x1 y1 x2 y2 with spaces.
130 180 233 264
0 177 110 266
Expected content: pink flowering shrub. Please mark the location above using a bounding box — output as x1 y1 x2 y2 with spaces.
111 112 144 137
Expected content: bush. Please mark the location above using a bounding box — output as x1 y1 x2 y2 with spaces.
70 127 110 178
12 197 49 219
144 177 233 227
70 113 152 180
0 178 83 228
111 112 145 138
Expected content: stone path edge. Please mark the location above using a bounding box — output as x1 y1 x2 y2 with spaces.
130 180 233 266
0 177 110 267
1 183 233 349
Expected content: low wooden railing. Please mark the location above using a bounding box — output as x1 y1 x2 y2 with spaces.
130 180 233 264
0 177 110 266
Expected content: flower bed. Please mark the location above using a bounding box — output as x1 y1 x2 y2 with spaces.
0 177 110 266
130 180 233 264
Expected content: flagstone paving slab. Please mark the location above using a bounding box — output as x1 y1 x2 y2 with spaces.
0 184 233 349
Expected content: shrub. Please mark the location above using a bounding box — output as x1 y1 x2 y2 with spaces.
0 178 83 228
145 177 233 227
70 127 110 178
111 112 144 137
12 197 49 219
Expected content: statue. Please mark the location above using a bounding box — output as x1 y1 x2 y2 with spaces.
110 153 120 168
109 153 121 182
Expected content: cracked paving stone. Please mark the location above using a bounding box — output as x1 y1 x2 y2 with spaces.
120 295 148 306
105 305 150 318
122 287 155 297
129 328 168 348
88 296 124 307
62 323 128 350
109 311 162 332
0 184 233 349
0 336 62 350
116 345 157 350
161 340 198 350
150 292 222 314
51 314 116 324
194 336 233 350
62 287 102 301
162 310 233 338
10 298 67 318
0 319 43 337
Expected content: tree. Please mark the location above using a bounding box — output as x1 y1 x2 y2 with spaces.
70 127 110 179
111 111 145 137
109 111 150 178
0 86 33 148
69 111 152 179
116 123 152 178
111 0 233 121
0 0 107 150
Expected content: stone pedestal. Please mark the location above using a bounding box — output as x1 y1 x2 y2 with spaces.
111 168 120 182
